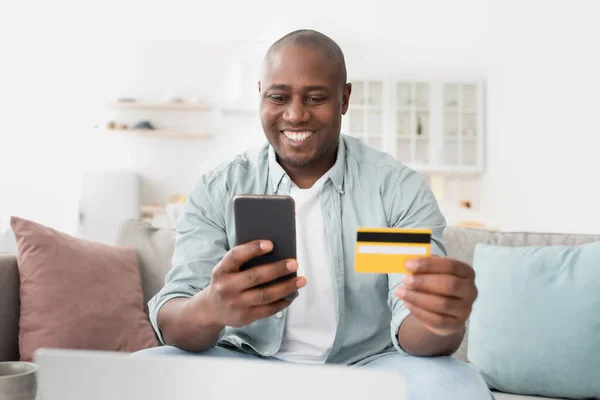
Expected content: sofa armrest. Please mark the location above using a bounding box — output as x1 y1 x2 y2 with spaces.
0 253 20 361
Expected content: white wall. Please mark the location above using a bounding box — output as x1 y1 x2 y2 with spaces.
0 0 490 235
480 0 600 233
2 0 599 235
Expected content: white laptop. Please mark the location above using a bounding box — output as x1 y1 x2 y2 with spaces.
35 348 406 400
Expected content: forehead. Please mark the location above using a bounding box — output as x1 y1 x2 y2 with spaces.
262 43 341 88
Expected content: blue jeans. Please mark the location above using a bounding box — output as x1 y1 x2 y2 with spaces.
134 345 493 400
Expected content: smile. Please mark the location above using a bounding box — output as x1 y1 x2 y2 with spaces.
282 130 314 142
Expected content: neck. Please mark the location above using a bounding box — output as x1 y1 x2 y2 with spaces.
280 143 338 189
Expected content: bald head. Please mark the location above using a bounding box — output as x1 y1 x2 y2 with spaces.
263 29 347 86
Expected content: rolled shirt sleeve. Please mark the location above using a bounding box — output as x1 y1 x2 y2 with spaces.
148 174 229 344
386 168 447 354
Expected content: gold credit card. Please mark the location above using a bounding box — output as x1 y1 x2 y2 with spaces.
354 228 432 274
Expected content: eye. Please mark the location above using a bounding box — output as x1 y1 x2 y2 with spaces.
307 96 327 104
268 94 288 104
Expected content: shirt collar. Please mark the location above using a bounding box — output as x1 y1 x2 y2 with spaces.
268 145 287 192
267 136 347 194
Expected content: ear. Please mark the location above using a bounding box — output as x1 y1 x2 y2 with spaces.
341 83 352 115
258 81 262 95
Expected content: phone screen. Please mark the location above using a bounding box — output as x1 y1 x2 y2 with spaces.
233 195 297 285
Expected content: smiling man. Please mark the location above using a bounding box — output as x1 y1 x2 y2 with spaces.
259 35 346 190
141 30 492 399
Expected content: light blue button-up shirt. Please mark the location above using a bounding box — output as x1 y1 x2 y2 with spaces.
148 134 446 365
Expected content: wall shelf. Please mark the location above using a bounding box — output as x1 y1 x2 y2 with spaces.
140 204 166 214
108 102 212 111
219 106 259 114
106 128 210 139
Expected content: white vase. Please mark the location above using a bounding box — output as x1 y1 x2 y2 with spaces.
166 203 185 229
0 217 17 253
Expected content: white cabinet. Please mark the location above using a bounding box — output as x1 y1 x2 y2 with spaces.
440 82 483 169
343 77 484 174
345 80 388 152
393 80 432 166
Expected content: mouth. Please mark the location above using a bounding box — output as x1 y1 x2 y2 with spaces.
281 130 315 143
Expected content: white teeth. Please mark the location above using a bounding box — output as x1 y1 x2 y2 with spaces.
283 131 313 142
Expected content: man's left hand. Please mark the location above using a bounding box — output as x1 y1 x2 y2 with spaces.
396 257 478 336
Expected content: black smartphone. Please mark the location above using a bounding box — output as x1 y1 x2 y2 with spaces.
233 195 297 287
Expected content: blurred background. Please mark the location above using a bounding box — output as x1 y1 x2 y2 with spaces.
1 0 599 247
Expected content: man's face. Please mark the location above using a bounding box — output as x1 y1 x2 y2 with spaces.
259 43 351 169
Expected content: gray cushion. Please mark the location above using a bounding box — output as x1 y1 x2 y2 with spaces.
443 227 600 267
470 242 600 398
115 220 176 312
493 392 567 400
0 254 20 361
443 227 600 363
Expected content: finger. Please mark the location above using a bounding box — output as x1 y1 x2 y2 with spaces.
405 257 475 279
241 276 307 306
403 274 471 299
217 240 273 273
396 287 467 319
404 301 464 334
234 259 298 290
250 298 296 321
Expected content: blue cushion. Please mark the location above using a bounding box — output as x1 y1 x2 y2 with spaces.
468 242 600 399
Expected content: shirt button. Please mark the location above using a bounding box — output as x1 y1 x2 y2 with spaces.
282 177 289 184
263 351 271 356
275 311 283 318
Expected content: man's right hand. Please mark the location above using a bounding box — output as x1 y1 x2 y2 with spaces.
204 240 306 328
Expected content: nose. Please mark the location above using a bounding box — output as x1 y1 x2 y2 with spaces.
283 97 310 124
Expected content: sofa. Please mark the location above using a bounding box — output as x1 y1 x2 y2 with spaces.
1 219 599 399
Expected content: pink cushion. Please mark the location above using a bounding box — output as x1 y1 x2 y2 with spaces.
11 216 158 361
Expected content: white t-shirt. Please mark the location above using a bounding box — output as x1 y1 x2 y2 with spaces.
273 173 338 364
